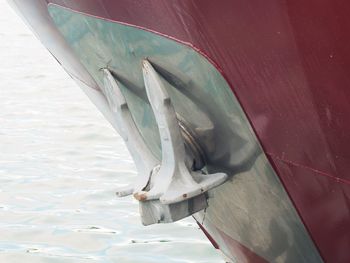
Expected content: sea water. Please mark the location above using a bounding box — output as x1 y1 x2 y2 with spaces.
0 1 224 262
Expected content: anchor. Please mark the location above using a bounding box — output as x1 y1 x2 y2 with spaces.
101 60 227 225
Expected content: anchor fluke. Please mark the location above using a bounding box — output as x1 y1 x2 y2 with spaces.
140 60 227 205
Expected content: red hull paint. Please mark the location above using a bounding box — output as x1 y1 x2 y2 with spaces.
15 0 350 261
197 221 267 263
197 220 268 263
217 227 268 263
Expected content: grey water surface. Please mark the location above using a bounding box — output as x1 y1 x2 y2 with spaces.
0 1 224 262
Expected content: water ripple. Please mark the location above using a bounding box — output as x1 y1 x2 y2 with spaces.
0 1 223 262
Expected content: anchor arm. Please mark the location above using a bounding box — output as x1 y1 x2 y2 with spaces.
101 68 159 195
139 60 228 204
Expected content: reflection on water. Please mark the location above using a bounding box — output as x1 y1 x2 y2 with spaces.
0 1 223 262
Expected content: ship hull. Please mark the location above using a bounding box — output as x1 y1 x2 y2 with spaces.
9 0 350 262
